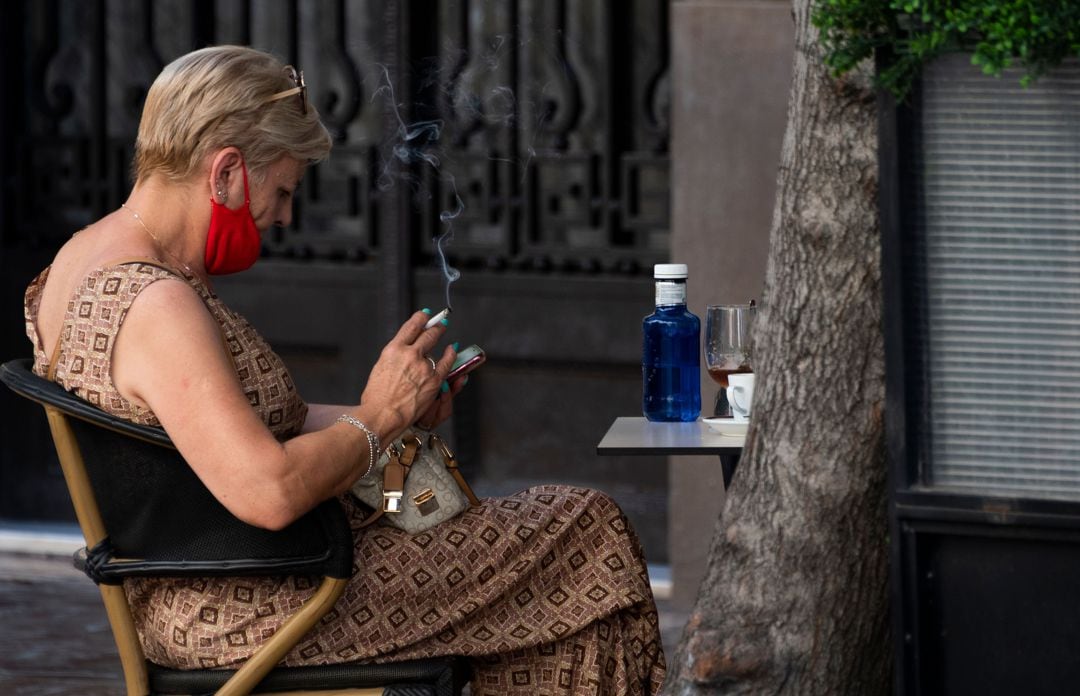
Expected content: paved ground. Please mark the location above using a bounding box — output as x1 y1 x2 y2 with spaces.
0 551 688 695
0 553 121 695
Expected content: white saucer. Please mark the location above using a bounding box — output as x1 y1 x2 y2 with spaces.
702 417 749 436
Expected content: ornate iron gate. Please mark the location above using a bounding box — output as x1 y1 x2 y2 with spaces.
1 0 672 558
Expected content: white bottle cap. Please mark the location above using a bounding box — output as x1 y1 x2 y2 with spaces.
654 263 688 279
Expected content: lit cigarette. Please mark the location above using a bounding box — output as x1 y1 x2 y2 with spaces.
424 308 451 329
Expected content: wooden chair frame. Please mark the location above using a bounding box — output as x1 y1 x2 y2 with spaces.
1 359 464 696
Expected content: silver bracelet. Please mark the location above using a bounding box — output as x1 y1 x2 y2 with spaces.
336 414 380 480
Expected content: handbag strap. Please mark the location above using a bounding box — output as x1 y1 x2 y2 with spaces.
398 434 421 477
429 434 481 507
356 434 421 529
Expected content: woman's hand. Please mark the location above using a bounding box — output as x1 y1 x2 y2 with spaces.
414 372 469 431
360 310 457 441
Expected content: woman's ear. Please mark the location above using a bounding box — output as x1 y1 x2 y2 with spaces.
207 147 245 205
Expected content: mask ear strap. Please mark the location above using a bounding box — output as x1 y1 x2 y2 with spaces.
212 159 252 205
238 162 251 204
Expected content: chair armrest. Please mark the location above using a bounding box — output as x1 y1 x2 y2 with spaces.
72 496 352 584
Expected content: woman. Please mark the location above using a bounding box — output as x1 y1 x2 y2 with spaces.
23 46 665 695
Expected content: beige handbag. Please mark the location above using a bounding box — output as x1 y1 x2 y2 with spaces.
351 432 480 534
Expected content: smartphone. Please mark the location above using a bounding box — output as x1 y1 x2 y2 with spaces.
448 344 485 380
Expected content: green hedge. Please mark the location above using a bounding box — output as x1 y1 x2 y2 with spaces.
812 0 1080 100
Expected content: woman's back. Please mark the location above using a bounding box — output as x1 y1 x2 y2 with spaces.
29 215 152 366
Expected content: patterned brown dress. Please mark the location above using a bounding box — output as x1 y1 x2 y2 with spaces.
24 261 667 695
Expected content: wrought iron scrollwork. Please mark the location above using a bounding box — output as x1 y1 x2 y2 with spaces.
10 0 670 275
422 0 670 276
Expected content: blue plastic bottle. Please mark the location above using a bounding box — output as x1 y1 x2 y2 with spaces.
642 264 701 422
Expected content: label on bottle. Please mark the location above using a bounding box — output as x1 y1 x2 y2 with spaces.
655 280 687 306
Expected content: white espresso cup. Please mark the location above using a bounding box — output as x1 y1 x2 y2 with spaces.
725 373 755 422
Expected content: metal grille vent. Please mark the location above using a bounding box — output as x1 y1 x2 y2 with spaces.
912 53 1080 499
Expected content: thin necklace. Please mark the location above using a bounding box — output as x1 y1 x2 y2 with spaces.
120 203 194 277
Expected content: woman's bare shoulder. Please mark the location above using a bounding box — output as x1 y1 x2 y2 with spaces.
109 267 226 412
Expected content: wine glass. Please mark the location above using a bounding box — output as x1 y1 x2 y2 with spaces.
705 303 756 417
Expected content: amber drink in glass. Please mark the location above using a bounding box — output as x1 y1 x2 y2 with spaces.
705 304 756 416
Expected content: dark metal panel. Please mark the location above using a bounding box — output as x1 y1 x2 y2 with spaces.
898 523 923 696
297 1 364 139
879 66 907 492
213 261 383 404
420 272 649 364
381 0 414 343
0 250 70 523
19 1 112 239
214 0 251 45
878 63 914 696
903 521 1080 696
895 490 1080 530
0 0 23 246
107 1 164 140
249 0 295 64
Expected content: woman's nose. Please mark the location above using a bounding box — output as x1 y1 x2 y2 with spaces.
276 205 293 228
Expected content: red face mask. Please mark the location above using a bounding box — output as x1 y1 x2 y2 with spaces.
204 164 261 275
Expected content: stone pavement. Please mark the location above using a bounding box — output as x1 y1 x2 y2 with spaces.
0 550 688 695
0 552 121 695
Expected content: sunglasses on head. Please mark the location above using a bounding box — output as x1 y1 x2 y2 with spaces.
266 66 307 114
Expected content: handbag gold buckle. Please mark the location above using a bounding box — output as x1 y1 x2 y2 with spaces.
383 490 403 513
413 488 440 516
428 434 458 469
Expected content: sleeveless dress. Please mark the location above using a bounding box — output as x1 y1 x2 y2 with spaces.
24 261 666 695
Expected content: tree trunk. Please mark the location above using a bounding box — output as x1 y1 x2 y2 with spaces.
660 0 890 693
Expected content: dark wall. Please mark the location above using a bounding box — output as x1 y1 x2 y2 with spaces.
1 0 672 559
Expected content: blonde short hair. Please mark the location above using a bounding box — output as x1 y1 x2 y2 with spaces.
133 45 332 183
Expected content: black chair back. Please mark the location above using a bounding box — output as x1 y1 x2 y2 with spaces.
0 359 352 579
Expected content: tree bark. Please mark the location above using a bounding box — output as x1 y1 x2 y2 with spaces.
660 0 890 693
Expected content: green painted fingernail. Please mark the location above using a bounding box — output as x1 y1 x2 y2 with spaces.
439 317 449 327
421 308 433 315
452 342 460 351
441 381 450 393
463 375 469 385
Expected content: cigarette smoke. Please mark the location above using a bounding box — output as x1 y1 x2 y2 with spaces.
373 65 462 310
369 33 559 309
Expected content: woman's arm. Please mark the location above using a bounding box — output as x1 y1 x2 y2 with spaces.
302 403 354 434
111 280 454 530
